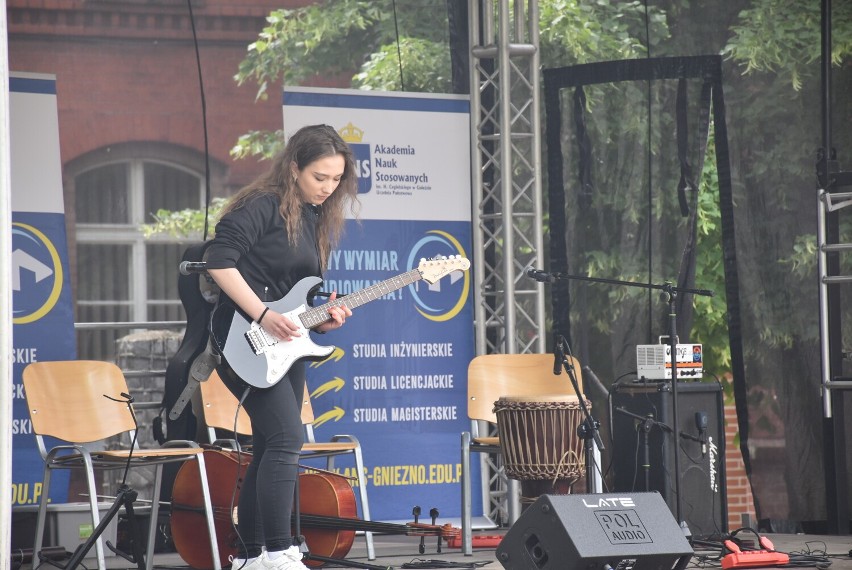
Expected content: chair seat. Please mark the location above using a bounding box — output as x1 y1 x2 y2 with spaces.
50 447 204 466
96 448 203 459
472 436 499 446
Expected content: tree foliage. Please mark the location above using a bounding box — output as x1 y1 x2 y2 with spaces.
723 0 852 90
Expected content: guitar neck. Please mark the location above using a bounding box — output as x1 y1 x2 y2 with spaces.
300 268 422 329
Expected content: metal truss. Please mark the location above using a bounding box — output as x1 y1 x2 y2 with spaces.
469 0 546 356
467 0 546 528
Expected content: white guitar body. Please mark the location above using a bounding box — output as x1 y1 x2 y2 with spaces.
222 276 333 388
220 257 470 389
244 304 335 385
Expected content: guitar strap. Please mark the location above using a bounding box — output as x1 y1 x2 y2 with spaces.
168 338 220 421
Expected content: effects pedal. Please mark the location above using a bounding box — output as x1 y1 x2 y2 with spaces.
721 537 790 569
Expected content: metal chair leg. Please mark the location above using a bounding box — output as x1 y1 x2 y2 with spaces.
196 453 222 570
461 431 472 556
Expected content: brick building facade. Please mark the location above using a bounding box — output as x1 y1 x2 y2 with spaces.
9 0 305 191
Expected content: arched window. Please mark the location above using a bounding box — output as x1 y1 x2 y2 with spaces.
68 144 221 360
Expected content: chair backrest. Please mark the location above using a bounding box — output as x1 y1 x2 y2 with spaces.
22 360 137 443
300 387 320 443
199 372 317 442
199 370 252 437
467 353 584 423
300 388 314 425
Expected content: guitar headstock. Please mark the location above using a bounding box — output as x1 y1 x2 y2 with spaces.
417 255 471 284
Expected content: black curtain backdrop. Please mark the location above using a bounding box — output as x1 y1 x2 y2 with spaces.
542 48 851 529
544 56 747 530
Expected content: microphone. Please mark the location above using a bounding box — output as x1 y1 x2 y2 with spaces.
553 335 563 376
695 411 708 455
179 261 208 275
525 267 556 283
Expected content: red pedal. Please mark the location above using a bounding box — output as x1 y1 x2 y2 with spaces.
445 535 503 548
721 539 790 569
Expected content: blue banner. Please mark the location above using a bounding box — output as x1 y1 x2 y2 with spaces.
284 88 479 522
10 74 77 506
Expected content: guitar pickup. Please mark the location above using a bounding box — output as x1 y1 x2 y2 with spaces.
245 324 279 355
245 328 264 355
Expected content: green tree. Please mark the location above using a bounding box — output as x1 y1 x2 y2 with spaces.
723 0 852 90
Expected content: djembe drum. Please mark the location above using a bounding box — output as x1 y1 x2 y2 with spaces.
494 394 587 503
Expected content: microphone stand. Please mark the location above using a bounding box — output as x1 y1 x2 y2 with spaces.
528 268 713 536
63 393 145 570
554 334 603 494
612 406 705 493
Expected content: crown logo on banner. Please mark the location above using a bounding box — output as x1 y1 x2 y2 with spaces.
339 122 364 143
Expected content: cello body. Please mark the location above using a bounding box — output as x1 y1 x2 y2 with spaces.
171 449 251 569
296 469 358 568
170 449 358 569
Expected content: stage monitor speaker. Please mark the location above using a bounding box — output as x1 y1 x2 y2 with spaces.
611 382 727 539
496 492 693 570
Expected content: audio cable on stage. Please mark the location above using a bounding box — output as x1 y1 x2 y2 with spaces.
400 560 490 569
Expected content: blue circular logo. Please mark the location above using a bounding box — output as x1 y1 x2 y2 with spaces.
12 222 63 324
406 230 470 322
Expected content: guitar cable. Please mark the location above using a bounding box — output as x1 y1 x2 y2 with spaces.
229 386 254 570
401 560 490 569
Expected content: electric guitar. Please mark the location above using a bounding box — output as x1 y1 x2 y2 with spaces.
219 255 470 389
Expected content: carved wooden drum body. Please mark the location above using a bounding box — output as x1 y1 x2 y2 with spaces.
494 394 587 491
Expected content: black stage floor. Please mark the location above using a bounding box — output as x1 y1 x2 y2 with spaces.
17 530 852 570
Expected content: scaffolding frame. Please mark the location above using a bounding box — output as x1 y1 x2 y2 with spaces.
467 0 546 531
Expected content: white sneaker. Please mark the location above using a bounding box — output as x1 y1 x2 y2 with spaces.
228 553 265 570
261 546 309 570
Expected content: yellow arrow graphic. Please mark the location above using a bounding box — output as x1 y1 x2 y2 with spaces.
311 377 345 398
309 347 345 368
312 406 345 428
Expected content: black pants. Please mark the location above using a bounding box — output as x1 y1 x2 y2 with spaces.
218 361 305 556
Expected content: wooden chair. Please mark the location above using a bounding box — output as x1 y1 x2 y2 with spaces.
199 369 252 449
460 353 583 555
22 360 221 570
198 370 375 561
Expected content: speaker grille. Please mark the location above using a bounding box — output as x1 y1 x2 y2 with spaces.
610 382 727 539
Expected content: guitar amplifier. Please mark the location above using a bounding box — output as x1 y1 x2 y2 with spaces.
610 381 727 539
636 343 703 380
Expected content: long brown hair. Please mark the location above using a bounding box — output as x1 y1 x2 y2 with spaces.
220 124 360 268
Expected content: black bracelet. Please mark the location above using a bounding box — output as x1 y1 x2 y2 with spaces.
257 307 270 324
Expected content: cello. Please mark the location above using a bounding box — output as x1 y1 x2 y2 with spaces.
170 449 459 569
